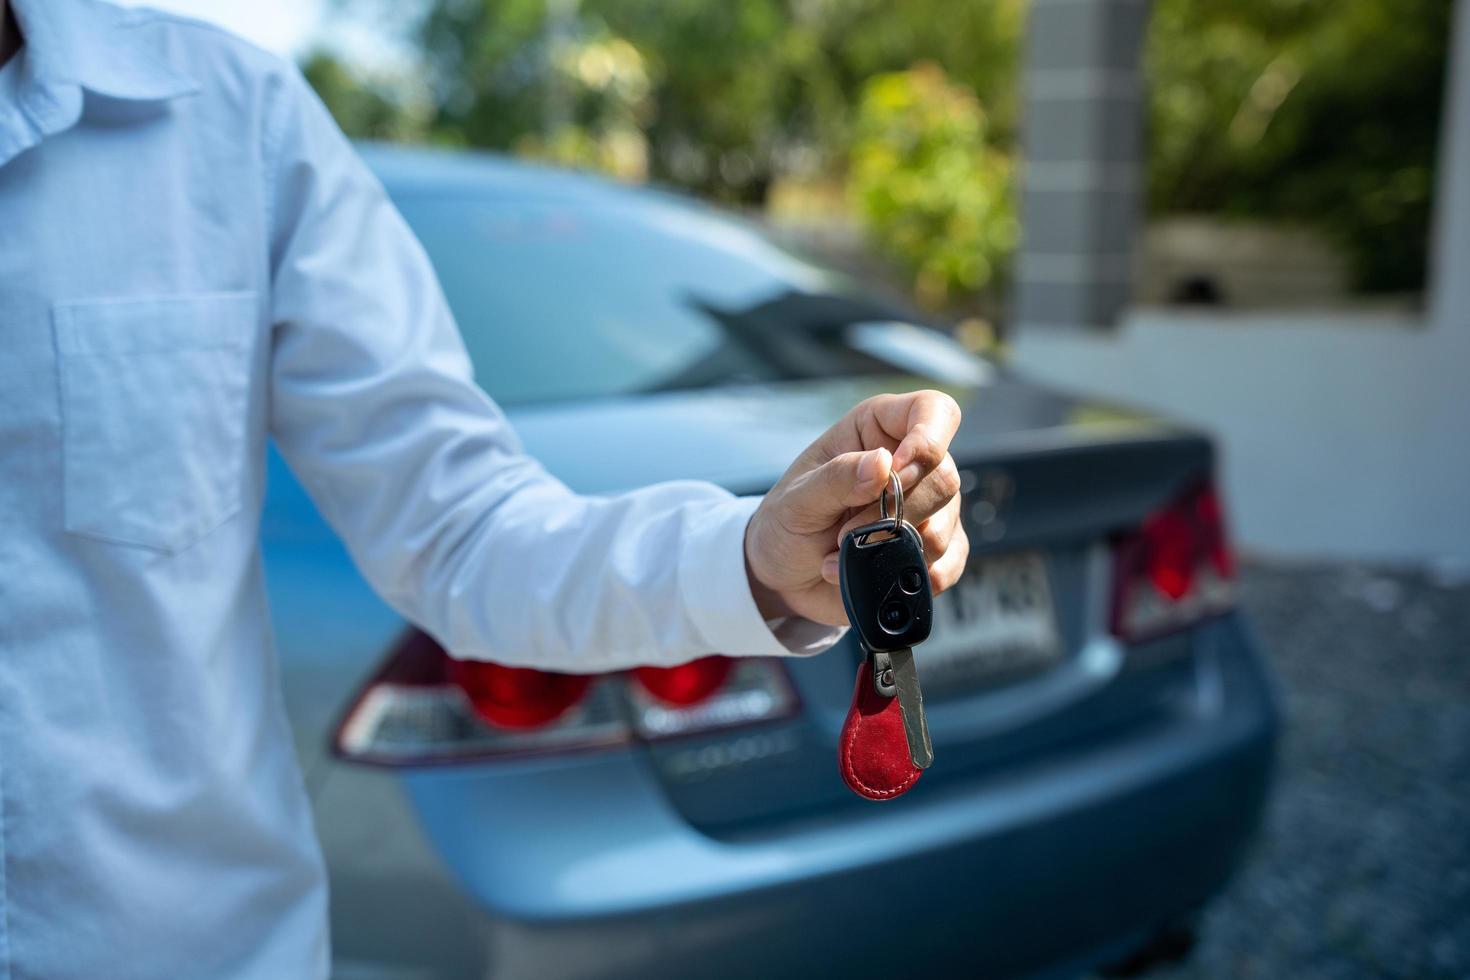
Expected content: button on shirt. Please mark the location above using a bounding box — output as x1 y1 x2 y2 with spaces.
0 1 841 976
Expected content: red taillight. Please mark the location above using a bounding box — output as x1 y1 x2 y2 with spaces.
1141 505 1197 600
1196 484 1236 578
334 633 798 767
1110 479 1236 642
333 632 627 766
448 659 591 729
633 656 734 706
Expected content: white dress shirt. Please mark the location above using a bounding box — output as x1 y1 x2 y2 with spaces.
0 1 839 976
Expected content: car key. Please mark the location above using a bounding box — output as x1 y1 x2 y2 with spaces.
839 473 935 772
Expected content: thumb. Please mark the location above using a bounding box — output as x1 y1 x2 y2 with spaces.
779 447 892 530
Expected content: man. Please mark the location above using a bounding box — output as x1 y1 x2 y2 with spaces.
0 0 967 976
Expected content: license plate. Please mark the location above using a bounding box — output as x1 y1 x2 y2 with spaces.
917 550 1063 692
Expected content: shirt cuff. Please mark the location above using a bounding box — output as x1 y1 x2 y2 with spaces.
679 495 847 657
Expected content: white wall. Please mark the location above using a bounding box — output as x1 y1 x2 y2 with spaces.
1010 0 1470 566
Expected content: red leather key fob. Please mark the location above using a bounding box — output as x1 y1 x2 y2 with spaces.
837 475 934 801
838 658 922 801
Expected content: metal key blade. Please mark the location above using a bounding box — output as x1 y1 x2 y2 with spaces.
887 647 933 769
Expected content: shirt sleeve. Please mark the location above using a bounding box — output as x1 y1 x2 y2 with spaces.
261 66 843 671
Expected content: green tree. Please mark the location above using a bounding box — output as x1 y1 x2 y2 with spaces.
306 0 1449 302
382 0 1024 204
849 63 1017 309
300 51 430 143
1147 0 1451 292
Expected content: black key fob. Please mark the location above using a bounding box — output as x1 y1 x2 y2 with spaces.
839 518 933 653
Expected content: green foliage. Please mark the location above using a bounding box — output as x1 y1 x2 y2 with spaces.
300 52 431 144
306 0 1450 300
849 64 1017 308
577 0 836 201
509 33 655 180
1147 0 1451 292
385 0 1025 204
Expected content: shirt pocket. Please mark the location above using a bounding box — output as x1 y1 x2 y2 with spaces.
52 292 256 554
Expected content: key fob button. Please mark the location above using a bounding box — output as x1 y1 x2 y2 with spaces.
879 601 911 633
899 567 924 594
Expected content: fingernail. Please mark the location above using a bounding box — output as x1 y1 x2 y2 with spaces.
899 462 922 487
821 556 839 581
856 448 886 486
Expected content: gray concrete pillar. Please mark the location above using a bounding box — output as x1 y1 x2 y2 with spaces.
1014 0 1151 330
1429 0 1470 341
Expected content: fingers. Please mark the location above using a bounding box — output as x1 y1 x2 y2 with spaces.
917 493 963 561
821 484 964 585
928 523 971 594
867 391 962 487
816 390 962 467
834 452 961 539
819 498 969 587
908 453 961 524
761 390 962 622
777 447 894 535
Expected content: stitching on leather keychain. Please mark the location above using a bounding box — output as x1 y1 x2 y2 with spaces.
840 714 920 799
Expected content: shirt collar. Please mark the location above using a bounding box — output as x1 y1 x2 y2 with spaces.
10 0 200 102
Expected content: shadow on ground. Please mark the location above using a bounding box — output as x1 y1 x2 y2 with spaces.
1151 561 1470 979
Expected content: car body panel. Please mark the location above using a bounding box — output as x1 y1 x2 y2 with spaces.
398 618 1272 921
315 618 1274 979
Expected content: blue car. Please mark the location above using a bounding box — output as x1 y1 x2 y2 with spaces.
265 144 1278 979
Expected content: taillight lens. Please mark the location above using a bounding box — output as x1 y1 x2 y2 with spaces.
633 656 735 706
1110 479 1237 642
624 657 797 740
449 659 591 730
334 634 797 766
333 631 626 766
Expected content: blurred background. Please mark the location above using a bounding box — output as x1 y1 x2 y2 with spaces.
139 0 1467 564
125 0 1467 976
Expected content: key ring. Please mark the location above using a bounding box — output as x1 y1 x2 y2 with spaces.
879 471 903 529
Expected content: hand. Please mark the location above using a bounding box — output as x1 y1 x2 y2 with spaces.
745 390 969 627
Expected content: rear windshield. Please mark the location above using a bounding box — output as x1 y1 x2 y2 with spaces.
392 193 923 406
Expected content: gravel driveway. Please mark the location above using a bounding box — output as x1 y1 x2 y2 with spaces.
1151 561 1470 979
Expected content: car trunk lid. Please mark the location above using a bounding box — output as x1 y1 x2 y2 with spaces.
506 374 1215 829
